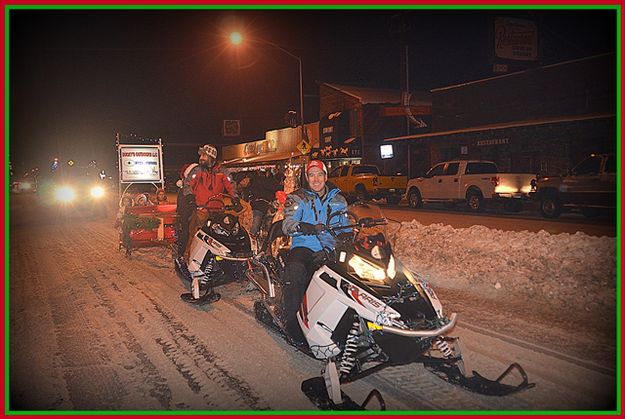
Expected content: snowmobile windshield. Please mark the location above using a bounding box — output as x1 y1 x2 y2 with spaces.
345 202 390 239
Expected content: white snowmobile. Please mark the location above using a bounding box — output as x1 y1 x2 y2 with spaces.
246 202 534 410
175 195 253 305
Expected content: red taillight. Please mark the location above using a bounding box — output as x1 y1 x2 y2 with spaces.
490 176 500 187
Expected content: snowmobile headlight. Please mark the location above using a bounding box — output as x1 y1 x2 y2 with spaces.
90 185 105 199
54 185 76 203
387 255 396 279
348 254 386 283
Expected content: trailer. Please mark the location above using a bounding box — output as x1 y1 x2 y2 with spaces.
115 134 177 257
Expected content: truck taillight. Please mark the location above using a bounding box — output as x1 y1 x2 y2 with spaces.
490 176 500 187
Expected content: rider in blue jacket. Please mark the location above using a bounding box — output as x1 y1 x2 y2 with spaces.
281 160 349 344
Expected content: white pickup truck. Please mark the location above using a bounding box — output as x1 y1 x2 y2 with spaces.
405 160 536 212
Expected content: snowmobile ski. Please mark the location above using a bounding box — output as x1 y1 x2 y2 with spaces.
301 376 386 411
180 290 221 305
425 361 535 396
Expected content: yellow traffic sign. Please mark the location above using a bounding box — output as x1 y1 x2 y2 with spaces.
296 139 311 155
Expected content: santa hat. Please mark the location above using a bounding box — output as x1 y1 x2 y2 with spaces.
176 163 198 188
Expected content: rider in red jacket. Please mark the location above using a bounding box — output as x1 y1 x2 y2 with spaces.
182 144 235 210
180 144 238 257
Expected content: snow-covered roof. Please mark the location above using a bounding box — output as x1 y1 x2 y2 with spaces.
321 82 431 106
384 113 615 142
431 53 614 92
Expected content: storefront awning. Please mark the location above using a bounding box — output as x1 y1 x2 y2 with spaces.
224 151 305 167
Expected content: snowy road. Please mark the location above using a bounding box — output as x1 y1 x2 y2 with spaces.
8 194 617 412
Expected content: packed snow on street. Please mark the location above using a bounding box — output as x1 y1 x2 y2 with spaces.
9 199 617 412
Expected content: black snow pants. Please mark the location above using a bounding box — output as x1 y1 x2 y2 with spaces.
281 247 325 339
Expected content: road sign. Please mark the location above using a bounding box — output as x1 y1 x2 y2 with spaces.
296 139 311 155
223 120 240 137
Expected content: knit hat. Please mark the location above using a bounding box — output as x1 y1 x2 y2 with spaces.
198 144 218 159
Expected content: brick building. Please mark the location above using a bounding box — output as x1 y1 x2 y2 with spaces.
385 53 616 177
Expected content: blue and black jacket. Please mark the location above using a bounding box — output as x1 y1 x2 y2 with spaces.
282 182 349 252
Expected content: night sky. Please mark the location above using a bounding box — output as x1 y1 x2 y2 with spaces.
9 7 616 173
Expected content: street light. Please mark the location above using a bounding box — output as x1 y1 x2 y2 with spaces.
229 32 308 142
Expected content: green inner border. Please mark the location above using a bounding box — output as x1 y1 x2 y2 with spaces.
4 3 622 416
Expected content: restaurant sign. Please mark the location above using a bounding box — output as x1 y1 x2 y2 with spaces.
476 138 509 146
494 17 538 61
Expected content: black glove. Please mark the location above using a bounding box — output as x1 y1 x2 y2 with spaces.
231 197 243 212
298 222 324 235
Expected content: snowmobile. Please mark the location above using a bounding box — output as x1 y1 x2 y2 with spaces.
175 194 253 305
246 202 534 410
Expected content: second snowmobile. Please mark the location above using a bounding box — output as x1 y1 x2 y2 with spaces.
175 195 253 304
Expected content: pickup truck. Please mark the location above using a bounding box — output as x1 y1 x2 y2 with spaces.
328 164 407 204
405 160 536 212
529 153 616 218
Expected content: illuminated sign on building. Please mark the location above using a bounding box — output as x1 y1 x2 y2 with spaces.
494 17 538 61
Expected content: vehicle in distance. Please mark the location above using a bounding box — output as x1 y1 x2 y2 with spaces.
329 164 407 204
529 153 616 218
405 160 536 212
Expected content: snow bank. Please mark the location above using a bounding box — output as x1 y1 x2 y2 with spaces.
392 220 617 311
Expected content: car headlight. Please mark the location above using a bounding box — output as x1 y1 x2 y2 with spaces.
90 185 105 198
54 186 76 203
348 254 386 283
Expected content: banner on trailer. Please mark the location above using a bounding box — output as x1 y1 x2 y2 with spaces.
118 144 163 183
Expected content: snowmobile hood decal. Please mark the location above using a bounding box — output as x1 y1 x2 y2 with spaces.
197 230 231 256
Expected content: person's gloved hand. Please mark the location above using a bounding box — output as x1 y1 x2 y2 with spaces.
298 222 325 235
231 197 243 212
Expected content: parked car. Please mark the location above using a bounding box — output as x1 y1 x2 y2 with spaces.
529 153 616 218
328 164 407 204
405 160 536 212
11 171 38 194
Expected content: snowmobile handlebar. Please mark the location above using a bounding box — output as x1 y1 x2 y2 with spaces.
195 193 243 213
381 312 458 337
322 217 387 238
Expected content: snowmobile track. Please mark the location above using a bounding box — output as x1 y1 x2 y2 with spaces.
140 291 270 411
82 232 269 410
58 232 175 409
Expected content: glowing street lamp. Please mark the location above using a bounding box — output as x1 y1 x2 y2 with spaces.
229 32 308 142
229 31 243 45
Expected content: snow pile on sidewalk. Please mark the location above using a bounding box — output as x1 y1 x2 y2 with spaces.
392 220 617 311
